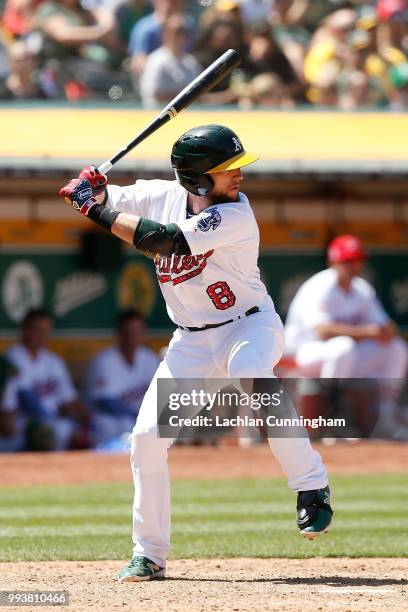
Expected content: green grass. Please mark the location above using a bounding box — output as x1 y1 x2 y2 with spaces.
0 474 407 561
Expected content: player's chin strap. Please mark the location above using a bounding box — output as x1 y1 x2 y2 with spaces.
133 218 191 259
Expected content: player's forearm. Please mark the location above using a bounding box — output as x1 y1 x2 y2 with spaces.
59 172 189 256
89 206 190 258
111 213 141 245
315 323 382 341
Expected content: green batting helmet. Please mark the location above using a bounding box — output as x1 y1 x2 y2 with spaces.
171 124 258 196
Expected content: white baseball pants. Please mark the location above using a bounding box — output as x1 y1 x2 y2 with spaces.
129 304 328 567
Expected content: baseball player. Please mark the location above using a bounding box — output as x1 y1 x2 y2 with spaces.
59 124 333 582
4 308 91 451
0 354 24 452
84 309 159 446
285 235 408 432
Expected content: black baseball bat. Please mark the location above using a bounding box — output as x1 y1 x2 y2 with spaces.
97 49 241 174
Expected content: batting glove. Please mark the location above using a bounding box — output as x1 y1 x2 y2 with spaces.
78 165 108 197
59 177 99 216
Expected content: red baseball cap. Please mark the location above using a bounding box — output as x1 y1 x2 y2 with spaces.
327 235 366 264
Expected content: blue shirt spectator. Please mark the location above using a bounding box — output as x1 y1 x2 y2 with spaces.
128 0 196 79
128 10 195 56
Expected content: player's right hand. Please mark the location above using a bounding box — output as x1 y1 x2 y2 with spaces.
367 323 395 343
79 165 108 197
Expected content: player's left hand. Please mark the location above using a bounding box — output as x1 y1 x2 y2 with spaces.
59 177 98 216
79 165 108 196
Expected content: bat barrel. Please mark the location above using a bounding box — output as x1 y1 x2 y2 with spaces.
97 49 241 174
160 48 241 118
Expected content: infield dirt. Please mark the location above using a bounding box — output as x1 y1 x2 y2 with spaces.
1 441 408 486
1 557 408 612
1 442 407 611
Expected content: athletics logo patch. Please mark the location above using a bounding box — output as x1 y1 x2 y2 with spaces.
197 208 221 232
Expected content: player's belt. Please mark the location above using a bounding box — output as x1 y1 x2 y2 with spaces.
177 306 260 332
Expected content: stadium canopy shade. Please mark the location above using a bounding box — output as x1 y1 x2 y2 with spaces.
1 106 408 178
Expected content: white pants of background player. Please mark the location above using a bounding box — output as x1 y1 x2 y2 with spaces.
296 336 408 431
295 337 408 379
129 303 328 567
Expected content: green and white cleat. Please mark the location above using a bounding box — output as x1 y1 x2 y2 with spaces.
296 485 333 540
117 556 166 582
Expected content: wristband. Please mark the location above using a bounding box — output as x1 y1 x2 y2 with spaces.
87 204 120 232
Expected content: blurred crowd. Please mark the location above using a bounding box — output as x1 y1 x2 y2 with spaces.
1 0 408 109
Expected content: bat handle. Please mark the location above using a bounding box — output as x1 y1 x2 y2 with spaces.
97 161 113 175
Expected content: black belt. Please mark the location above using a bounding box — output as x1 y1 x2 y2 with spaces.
178 306 260 332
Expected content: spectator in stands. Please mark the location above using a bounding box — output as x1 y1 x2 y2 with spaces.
243 22 302 99
199 0 247 38
310 5 407 109
270 0 311 82
84 309 159 447
304 8 356 104
0 39 50 99
113 0 151 53
284 235 408 435
376 0 408 53
388 61 408 108
0 29 8 82
239 71 295 107
337 29 386 109
236 0 273 26
272 0 310 28
139 14 201 107
35 0 121 98
128 0 195 79
355 5 405 85
35 0 115 61
298 0 333 33
195 18 247 104
2 0 43 40
4 308 91 451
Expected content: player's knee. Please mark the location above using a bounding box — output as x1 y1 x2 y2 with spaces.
227 344 268 378
326 336 356 360
130 430 169 473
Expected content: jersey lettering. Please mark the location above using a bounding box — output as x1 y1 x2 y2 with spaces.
155 250 214 285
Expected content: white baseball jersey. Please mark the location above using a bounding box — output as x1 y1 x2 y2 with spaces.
3 344 77 416
284 267 389 354
106 179 270 327
85 346 159 414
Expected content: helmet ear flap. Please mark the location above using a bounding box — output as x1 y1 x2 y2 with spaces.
196 173 214 196
174 170 214 196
